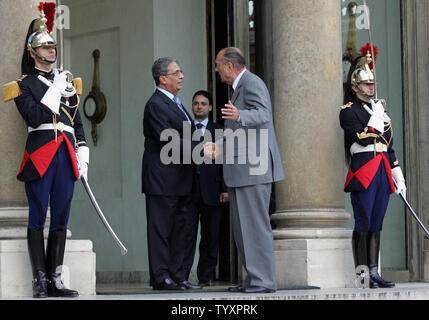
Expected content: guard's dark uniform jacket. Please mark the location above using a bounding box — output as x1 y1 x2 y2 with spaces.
12 69 86 182
339 96 397 194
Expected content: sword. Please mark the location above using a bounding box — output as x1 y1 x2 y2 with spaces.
394 181 429 238
81 177 128 255
52 2 127 254
58 0 64 71
363 0 378 99
362 2 428 238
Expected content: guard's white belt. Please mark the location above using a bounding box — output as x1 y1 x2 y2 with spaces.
28 122 75 135
350 142 387 155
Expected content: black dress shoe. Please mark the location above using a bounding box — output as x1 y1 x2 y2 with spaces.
179 281 202 290
153 278 185 290
369 266 395 288
198 281 211 287
370 273 395 288
369 279 379 289
243 286 275 294
227 284 244 292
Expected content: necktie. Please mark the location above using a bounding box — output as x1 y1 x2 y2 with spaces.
195 123 204 175
173 96 190 122
196 123 205 141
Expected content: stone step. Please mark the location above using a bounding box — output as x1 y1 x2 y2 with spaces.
86 282 429 300
3 283 429 301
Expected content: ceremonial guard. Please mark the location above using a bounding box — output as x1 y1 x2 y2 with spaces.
3 3 88 298
340 45 406 289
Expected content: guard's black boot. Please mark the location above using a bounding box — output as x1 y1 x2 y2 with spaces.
368 231 395 288
46 230 79 297
27 228 48 298
352 231 378 288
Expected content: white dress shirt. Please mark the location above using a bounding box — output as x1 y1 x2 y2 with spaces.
193 118 209 135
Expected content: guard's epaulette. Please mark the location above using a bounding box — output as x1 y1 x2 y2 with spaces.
73 77 83 96
340 102 353 110
3 75 27 103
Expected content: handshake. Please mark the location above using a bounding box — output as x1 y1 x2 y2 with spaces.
203 142 221 160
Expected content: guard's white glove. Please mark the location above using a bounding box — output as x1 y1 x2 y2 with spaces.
52 69 68 92
76 146 89 181
54 70 76 98
39 70 76 115
392 166 406 198
362 100 391 134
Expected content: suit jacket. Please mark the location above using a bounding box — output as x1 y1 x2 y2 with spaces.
223 70 285 188
14 69 86 182
339 96 398 193
197 121 226 206
142 89 196 196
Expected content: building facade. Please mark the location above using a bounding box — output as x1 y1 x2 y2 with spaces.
0 0 428 292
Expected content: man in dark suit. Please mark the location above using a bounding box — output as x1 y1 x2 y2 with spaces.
142 57 200 290
183 91 228 287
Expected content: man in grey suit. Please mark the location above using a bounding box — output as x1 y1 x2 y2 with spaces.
208 47 285 293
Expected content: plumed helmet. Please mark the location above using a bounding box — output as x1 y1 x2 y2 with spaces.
27 3 57 64
351 52 375 86
349 44 378 99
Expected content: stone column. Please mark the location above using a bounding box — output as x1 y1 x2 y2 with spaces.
0 2 95 297
271 0 354 288
0 1 36 208
402 0 429 282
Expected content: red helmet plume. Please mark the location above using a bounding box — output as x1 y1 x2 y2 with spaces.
360 43 378 70
38 2 56 33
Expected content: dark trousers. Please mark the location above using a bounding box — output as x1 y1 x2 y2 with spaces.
351 161 390 232
25 142 75 231
145 194 193 286
183 179 221 283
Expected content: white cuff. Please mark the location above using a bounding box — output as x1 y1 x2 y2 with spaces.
40 86 61 115
392 166 405 184
77 146 90 164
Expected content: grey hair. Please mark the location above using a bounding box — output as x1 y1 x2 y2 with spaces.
220 47 246 69
152 57 178 86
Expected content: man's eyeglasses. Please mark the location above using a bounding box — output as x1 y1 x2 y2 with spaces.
165 70 184 77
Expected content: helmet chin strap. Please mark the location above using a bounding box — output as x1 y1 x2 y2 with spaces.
356 84 375 100
30 48 56 66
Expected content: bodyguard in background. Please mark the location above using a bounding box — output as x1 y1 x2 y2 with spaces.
183 90 228 287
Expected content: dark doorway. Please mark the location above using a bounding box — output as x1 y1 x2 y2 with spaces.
206 0 236 284
207 0 267 285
